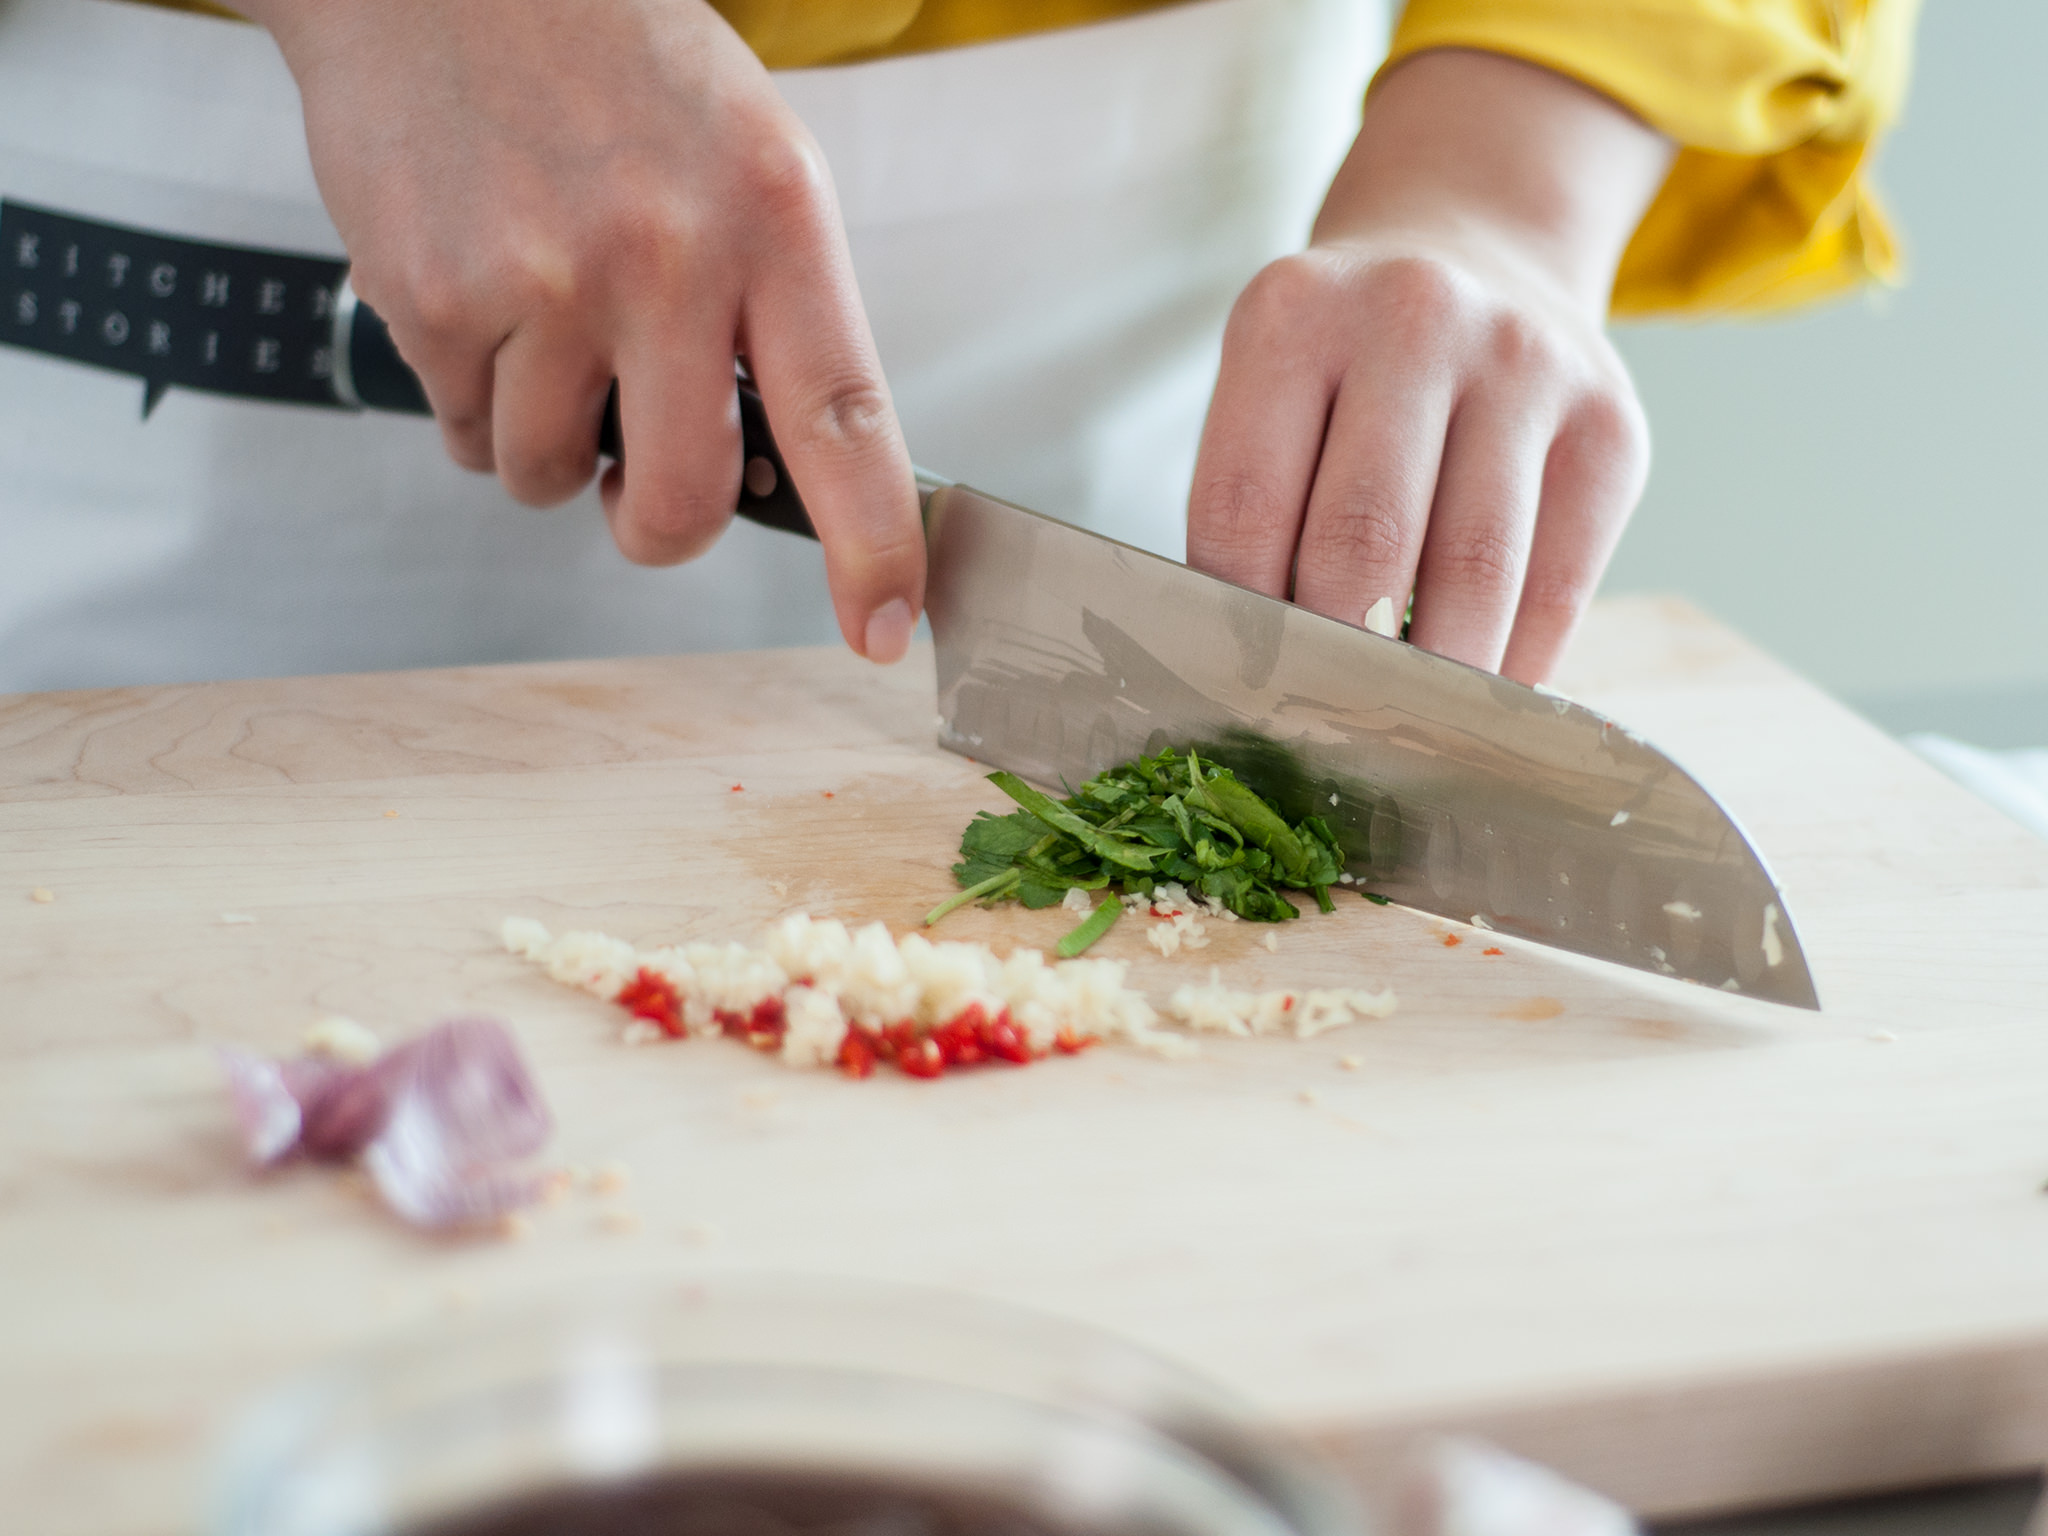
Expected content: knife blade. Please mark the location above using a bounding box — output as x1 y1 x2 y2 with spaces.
340 295 1818 1008
923 486 1817 1009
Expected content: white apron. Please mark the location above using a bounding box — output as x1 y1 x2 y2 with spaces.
0 0 1381 692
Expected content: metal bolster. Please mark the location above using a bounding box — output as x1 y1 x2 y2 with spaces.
328 273 364 412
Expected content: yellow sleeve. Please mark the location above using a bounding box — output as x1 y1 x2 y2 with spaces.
694 1 1178 67
1381 0 1922 317
104 2 1183 69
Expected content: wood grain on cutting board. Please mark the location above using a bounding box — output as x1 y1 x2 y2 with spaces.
3 596 2047 1535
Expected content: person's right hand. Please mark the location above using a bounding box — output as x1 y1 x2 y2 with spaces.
241 0 925 663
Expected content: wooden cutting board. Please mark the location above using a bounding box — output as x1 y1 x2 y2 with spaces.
5 595 2048 1536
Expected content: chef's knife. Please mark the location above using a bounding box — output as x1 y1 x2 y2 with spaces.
340 290 1819 1010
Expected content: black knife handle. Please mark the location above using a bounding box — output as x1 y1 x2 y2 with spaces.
339 293 817 541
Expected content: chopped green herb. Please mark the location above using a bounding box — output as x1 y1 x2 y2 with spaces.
1184 752 1308 881
986 771 1160 872
1055 895 1123 958
923 868 1021 927
1360 891 1392 906
937 747 1382 932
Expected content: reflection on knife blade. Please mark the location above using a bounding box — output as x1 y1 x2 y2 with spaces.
922 484 1818 1010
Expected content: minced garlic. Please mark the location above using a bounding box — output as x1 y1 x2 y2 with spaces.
503 912 1393 1080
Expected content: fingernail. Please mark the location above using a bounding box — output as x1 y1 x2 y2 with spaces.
863 598 915 664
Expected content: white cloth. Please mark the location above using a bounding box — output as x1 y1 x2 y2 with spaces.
0 0 1380 692
1396 1438 1639 1536
1906 734 2048 842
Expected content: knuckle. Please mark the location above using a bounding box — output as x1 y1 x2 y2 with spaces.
1547 385 1652 518
1312 486 1411 575
856 523 927 577
785 373 897 460
1483 308 1564 380
440 417 494 474
1517 564 1596 627
402 265 473 343
498 441 593 507
501 244 579 312
371 235 579 346
739 122 835 234
1365 255 1470 341
1429 521 1525 602
1194 471 1290 561
606 190 700 291
1231 255 1334 339
616 486 733 567
1573 385 1650 474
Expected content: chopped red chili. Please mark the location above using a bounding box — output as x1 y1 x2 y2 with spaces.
980 1009 1032 1064
837 1031 877 1079
1442 933 1463 948
1482 946 1504 956
930 1006 990 1066
709 998 789 1050
744 995 787 1048
616 968 684 1037
610 987 1088 1078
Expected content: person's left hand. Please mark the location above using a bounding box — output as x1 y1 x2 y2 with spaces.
1188 49 1673 685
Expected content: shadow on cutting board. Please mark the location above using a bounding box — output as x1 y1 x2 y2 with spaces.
1654 1475 2041 1536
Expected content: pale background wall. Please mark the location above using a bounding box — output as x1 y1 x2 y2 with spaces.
1602 1 2048 746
